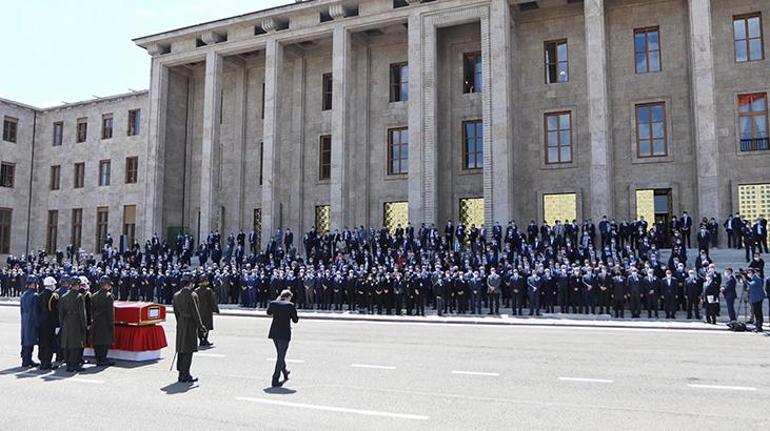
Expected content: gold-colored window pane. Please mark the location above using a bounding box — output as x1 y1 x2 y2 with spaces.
315 205 330 234
635 189 655 223
253 208 262 246
384 202 408 233
459 198 484 227
739 184 770 222
543 193 577 225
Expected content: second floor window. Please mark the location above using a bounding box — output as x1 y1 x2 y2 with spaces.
390 63 409 102
462 120 483 170
3 116 18 143
635 27 661 73
463 52 482 93
322 73 333 111
319 135 331 180
635 103 667 157
545 40 569 83
53 122 63 146
76 118 87 143
50 165 61 190
125 157 139 183
101 114 113 139
74 162 85 188
734 13 764 63
738 93 768 151
128 109 141 136
545 112 572 164
0 162 14 188
388 127 408 175
99 160 111 186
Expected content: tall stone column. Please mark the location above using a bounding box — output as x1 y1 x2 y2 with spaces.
231 61 248 231
485 0 514 226
408 12 438 227
261 38 284 248
584 0 613 220
199 50 223 240
688 0 719 221
143 58 169 241
331 24 352 231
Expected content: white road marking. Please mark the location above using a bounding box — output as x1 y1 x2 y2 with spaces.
265 358 305 364
351 364 396 370
688 384 757 392
451 370 500 377
196 353 226 358
236 397 429 421
559 377 613 384
45 375 104 384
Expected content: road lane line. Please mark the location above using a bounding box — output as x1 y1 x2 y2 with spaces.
688 384 756 392
351 364 396 370
559 377 613 384
197 353 226 358
451 370 500 377
46 376 104 384
236 397 429 420
265 358 305 364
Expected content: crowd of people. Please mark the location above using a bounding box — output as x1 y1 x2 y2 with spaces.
3 212 770 331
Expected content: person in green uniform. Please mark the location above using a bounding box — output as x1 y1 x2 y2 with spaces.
59 277 87 373
195 276 219 348
173 272 207 383
91 275 115 366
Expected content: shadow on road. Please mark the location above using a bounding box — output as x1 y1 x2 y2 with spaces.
263 386 296 395
160 382 199 394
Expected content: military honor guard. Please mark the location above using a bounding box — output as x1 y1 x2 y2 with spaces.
20 276 39 368
91 275 116 366
59 277 87 372
37 276 60 369
195 275 220 348
173 272 207 383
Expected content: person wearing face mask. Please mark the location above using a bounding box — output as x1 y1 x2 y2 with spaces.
91 275 115 366
748 253 764 279
627 268 642 318
703 274 720 324
743 269 766 332
510 269 525 316
527 269 542 316
685 270 703 320
661 270 677 319
596 266 611 315
642 269 660 319
611 269 627 318
721 268 737 322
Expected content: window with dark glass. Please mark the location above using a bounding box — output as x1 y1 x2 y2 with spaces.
738 93 769 151
46 210 58 254
390 63 409 102
545 112 572 164
0 162 14 188
123 205 136 246
322 73 333 111
53 121 63 146
259 141 264 185
261 82 266 119
635 103 667 157
50 165 60 190
388 127 408 175
463 52 482 94
71 208 82 250
76 118 87 143
734 13 764 62
127 109 141 136
545 40 569 83
319 135 332 180
98 160 111 186
101 113 113 139
125 157 138 183
0 208 11 254
96 207 109 252
3 116 18 143
74 162 85 188
634 27 661 73
462 120 483 170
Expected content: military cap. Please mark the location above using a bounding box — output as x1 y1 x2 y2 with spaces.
181 272 194 283
69 276 82 285
26 275 38 284
99 275 112 285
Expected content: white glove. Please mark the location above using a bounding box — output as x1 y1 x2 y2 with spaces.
55 328 60 335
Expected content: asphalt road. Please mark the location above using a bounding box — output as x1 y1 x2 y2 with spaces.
0 307 768 431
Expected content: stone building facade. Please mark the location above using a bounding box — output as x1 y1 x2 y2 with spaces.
1 0 770 257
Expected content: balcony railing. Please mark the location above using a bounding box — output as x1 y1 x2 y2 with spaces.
740 137 769 152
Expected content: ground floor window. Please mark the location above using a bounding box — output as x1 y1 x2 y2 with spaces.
738 184 770 223
315 205 330 234
123 205 136 247
543 193 576 225
383 202 408 233
459 197 484 227
46 210 58 254
253 208 262 247
0 208 11 254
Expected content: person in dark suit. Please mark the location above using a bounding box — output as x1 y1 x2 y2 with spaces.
721 268 737 322
680 211 693 248
267 289 299 387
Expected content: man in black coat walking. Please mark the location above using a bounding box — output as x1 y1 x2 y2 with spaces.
267 289 299 387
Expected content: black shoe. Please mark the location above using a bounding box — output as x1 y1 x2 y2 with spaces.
72 367 86 372
283 370 291 381
272 380 284 388
183 375 198 383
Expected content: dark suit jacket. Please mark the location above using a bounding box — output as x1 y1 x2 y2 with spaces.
267 300 299 341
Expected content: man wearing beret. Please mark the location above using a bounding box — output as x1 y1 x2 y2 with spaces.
59 277 87 372
91 275 115 366
173 272 207 383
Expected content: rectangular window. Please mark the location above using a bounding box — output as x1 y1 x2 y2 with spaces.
53 121 63 146
127 109 141 136
543 193 577 225
634 27 661 73
96 206 109 252
71 208 82 250
545 40 569 83
383 202 408 233
2 116 17 143
545 112 572 164
258 141 264 185
50 165 61 190
253 208 262 248
463 52 482 94
46 210 58 254
74 162 85 188
315 205 330 233
388 127 409 175
76 118 87 143
635 102 667 157
101 113 113 140
319 135 331 180
98 160 111 186
322 73 333 111
389 63 409 102
734 13 764 62
462 120 483 170
0 208 11 254
0 162 14 188
125 156 139 183
123 205 136 247
738 184 770 223
738 93 769 151
261 82 266 120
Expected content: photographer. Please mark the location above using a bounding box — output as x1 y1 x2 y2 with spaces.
743 269 766 332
